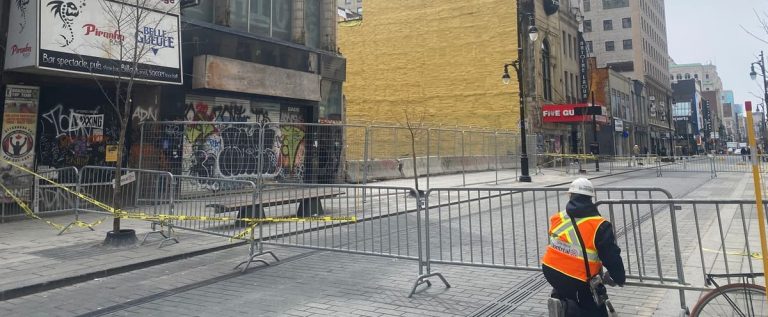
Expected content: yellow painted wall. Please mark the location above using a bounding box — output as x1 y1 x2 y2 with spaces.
338 0 520 131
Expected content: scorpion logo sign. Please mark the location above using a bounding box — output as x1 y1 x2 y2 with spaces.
47 0 85 47
15 0 30 33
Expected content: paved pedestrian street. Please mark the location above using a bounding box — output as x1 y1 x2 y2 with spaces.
0 167 764 316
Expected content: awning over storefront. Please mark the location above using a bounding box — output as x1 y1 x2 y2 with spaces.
542 103 610 124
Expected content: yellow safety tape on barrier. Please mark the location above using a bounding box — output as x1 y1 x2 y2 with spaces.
0 181 66 230
0 180 106 232
1 159 357 241
702 247 762 259
2 160 121 215
541 153 597 160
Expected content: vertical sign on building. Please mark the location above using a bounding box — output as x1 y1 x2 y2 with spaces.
0 85 40 202
4 0 38 69
578 32 589 102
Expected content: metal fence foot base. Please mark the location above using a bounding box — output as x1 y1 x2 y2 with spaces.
235 250 280 272
57 221 96 236
141 230 179 248
408 272 451 297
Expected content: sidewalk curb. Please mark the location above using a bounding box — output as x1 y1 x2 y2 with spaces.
0 241 246 302
0 166 650 302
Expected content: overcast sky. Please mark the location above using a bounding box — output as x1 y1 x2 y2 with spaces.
666 0 768 108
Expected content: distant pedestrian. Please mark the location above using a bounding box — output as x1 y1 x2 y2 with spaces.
741 147 748 162
632 145 640 166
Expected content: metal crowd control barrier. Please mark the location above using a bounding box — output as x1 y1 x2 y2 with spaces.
0 167 79 225
133 121 529 189
422 187 686 308
655 155 715 178
252 182 449 296
595 198 768 315
170 175 278 270
78 166 177 247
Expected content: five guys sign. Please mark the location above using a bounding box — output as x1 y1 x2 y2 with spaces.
542 104 609 124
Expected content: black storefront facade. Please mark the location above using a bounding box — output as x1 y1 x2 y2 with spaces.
0 1 346 188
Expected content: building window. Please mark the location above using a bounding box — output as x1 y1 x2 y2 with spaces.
182 0 214 23
705 73 710 79
586 41 593 53
603 20 613 31
584 0 591 11
542 40 553 101
694 74 699 79
584 20 592 32
602 0 629 9
676 74 682 80
622 17 632 28
622 39 632 50
304 0 321 48
684 73 691 79
568 34 573 59
605 41 615 51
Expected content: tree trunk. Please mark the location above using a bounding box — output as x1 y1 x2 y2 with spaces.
111 92 133 232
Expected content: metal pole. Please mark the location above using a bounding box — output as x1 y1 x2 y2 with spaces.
761 51 768 153
592 93 600 172
744 101 768 305
515 0 531 182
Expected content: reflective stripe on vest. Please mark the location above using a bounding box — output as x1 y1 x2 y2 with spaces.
541 211 606 281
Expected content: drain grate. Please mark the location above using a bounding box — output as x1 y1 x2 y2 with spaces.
30 242 125 260
469 273 549 317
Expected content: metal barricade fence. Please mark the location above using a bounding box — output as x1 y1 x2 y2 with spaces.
260 123 368 184
136 121 530 189
135 121 274 180
254 182 449 296
595 198 768 314
33 167 80 216
0 167 79 223
169 175 279 269
421 187 686 307
655 155 715 178
78 166 176 245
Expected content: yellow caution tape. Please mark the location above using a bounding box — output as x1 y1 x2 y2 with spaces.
702 248 762 259
540 153 598 159
0 180 103 231
1 159 357 239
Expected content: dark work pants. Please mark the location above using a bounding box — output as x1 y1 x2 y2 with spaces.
543 265 608 317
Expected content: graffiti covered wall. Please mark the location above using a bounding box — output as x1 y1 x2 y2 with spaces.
37 87 119 169
180 95 307 187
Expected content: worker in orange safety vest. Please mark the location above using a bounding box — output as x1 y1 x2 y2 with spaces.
542 178 625 316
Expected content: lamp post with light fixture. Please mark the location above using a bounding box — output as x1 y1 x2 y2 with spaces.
502 3 538 183
750 51 768 153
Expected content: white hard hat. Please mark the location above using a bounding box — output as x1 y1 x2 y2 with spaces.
568 178 595 197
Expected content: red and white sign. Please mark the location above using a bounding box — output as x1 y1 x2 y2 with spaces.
542 104 610 124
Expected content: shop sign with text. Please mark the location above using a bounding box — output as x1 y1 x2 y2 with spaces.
5 0 182 84
542 104 610 124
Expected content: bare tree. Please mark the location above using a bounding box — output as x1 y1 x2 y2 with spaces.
399 107 427 194
75 0 179 240
741 10 768 45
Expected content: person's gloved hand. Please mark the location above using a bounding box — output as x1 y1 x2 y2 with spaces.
602 271 620 287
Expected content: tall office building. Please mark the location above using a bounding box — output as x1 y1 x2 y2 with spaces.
582 0 673 154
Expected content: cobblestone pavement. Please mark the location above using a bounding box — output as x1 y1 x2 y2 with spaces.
0 165 758 316
0 166 633 300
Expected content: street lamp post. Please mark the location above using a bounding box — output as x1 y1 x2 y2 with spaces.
750 51 768 153
502 3 538 183
591 93 600 171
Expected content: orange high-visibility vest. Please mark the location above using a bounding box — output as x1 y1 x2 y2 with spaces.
541 211 606 282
